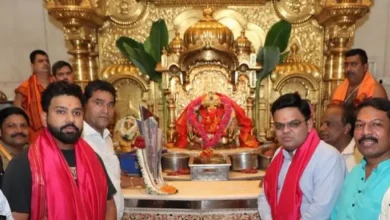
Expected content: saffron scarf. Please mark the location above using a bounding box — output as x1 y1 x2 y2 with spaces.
28 129 107 220
263 130 320 220
332 71 376 102
16 74 54 143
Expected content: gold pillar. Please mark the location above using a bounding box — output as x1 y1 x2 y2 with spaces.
45 0 104 87
316 0 372 102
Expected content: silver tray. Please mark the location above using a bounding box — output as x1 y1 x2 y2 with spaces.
189 155 231 181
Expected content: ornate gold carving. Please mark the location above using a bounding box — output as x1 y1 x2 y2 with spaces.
289 20 323 68
144 0 270 6
169 30 186 55
183 8 234 50
272 43 321 83
105 63 151 120
234 31 253 55
106 0 149 26
273 0 317 24
47 5 104 86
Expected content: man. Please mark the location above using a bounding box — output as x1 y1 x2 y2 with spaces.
52 60 75 83
332 48 387 105
2 81 117 220
332 98 390 220
82 80 124 219
0 107 29 169
258 93 346 220
14 50 54 143
319 103 363 171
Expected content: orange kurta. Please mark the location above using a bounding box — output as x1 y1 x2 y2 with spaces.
15 74 54 143
332 71 376 102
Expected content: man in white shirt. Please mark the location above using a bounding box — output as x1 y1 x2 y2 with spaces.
82 80 124 219
319 103 363 171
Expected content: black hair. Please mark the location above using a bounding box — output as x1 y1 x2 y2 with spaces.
356 98 390 120
52 61 73 76
84 80 116 104
0 107 29 127
41 81 85 112
345 48 368 64
271 93 311 121
327 103 356 136
30 50 48 64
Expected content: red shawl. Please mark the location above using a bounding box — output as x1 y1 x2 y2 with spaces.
28 129 107 220
263 130 320 220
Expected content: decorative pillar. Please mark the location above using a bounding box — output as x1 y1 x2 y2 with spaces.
315 0 372 103
45 0 104 87
166 93 176 144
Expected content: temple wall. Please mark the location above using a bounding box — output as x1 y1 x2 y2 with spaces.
0 0 389 99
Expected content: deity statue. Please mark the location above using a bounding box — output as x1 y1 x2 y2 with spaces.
175 92 258 149
114 115 140 152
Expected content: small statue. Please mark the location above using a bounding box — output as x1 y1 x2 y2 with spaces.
114 115 139 152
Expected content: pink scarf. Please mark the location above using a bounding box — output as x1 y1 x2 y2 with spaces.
264 130 320 220
28 128 107 220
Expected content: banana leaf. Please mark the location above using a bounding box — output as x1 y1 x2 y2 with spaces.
264 20 292 53
144 19 169 62
116 37 162 83
256 46 280 81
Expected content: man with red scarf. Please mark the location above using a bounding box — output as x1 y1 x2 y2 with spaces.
258 93 346 220
2 81 117 220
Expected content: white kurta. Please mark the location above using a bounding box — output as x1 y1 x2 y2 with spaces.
82 122 124 220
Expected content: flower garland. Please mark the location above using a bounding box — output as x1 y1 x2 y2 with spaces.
187 94 233 148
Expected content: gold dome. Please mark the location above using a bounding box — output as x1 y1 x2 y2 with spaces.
273 43 321 80
183 8 234 49
234 30 253 55
169 30 185 55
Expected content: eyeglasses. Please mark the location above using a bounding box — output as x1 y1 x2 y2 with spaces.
274 120 304 130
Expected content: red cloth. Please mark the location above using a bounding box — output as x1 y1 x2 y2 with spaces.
175 93 258 148
28 129 108 220
16 74 54 143
263 130 320 220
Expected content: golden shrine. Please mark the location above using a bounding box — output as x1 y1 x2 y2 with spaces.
44 0 372 145
44 0 373 219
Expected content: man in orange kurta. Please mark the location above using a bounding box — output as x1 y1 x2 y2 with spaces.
332 49 387 105
14 50 54 143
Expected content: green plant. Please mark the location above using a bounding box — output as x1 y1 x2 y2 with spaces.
255 20 292 138
116 19 169 138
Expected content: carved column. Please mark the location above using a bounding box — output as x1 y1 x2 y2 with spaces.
315 0 372 103
45 0 104 87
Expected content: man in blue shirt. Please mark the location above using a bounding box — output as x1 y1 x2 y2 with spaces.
258 93 346 220
332 98 390 220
